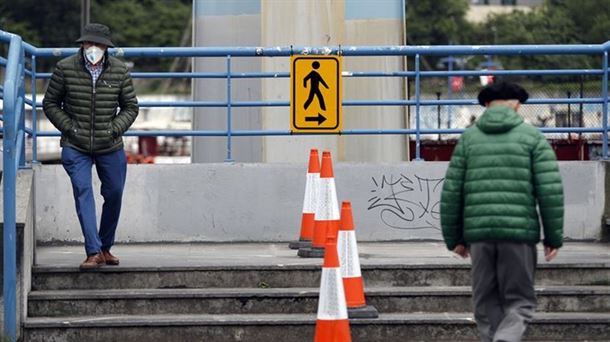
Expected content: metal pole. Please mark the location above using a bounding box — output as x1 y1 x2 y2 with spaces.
3 34 22 342
415 54 421 161
567 91 572 143
603 51 609 159
579 75 584 128
80 0 91 35
31 55 38 163
225 55 233 162
18 54 25 168
436 91 441 141
447 56 453 129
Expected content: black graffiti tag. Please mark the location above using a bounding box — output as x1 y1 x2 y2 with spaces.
367 174 444 230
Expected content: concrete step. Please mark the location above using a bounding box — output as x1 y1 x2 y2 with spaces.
23 312 610 342
27 286 610 317
31 263 610 291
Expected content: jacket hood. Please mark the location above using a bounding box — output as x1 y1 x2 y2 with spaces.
476 105 524 134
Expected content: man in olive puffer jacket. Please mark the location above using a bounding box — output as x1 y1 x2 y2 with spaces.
440 82 564 342
43 23 138 269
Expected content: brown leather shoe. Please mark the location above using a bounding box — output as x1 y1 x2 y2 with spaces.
79 253 106 270
101 250 120 265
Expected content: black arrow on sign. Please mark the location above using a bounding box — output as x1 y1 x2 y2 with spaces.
305 113 327 125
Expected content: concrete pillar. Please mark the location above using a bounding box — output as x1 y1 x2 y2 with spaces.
260 0 344 162
342 0 407 162
191 0 263 162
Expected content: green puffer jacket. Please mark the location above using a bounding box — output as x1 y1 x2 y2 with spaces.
440 105 564 250
43 50 138 154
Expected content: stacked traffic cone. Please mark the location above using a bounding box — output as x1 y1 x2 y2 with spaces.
338 201 379 319
298 151 340 258
313 226 352 342
289 149 320 250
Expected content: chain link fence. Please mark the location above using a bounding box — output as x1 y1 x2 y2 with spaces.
408 75 606 142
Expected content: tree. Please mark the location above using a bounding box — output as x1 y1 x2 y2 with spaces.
405 0 475 71
406 0 472 46
479 0 607 72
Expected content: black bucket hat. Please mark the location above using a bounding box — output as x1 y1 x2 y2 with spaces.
477 81 529 106
76 23 115 47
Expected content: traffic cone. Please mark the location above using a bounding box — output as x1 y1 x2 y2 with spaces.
289 149 320 250
314 227 352 342
338 201 379 319
298 151 340 258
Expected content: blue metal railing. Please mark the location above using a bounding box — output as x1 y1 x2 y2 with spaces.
0 31 25 342
1 28 610 340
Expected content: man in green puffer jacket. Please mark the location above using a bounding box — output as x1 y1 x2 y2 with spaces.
440 82 564 342
43 23 138 270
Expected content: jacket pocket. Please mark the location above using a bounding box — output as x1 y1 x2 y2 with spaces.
67 120 79 137
105 121 116 141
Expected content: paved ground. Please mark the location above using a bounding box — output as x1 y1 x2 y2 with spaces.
35 241 610 268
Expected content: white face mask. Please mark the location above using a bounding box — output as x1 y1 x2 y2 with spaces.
84 46 104 65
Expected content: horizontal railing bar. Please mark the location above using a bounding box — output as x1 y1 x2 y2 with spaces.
30 68 610 81
27 97 607 110
29 42 610 58
34 126 603 138
131 71 290 79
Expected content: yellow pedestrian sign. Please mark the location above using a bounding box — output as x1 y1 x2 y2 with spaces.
290 55 342 133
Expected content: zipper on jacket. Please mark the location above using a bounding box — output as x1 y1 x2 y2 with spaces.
90 83 96 154
90 65 108 154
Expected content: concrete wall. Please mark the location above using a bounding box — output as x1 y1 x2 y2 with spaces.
34 161 605 244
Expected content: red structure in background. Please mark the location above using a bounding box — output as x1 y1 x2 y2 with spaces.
409 139 596 161
126 136 157 164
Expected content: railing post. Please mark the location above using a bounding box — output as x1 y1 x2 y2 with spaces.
3 34 23 342
18 51 26 168
31 55 38 163
447 55 453 129
225 55 234 162
415 54 421 161
603 51 609 159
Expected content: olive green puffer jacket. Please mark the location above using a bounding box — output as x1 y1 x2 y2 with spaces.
43 50 138 154
440 105 564 250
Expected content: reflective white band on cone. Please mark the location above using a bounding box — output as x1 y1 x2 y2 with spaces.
317 267 348 320
338 230 362 278
302 173 319 214
315 178 340 221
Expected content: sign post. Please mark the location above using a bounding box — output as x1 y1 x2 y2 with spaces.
290 55 342 133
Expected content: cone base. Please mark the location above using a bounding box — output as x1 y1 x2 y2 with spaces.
314 319 351 342
347 305 379 319
297 247 325 258
288 239 312 250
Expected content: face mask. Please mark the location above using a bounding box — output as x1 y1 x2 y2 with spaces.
84 46 104 65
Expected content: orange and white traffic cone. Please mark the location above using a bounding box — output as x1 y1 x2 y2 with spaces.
314 227 352 342
298 151 340 258
289 149 320 250
338 201 379 319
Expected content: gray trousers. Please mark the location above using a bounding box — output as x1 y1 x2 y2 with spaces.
470 242 537 342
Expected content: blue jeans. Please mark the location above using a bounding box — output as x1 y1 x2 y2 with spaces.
62 147 127 255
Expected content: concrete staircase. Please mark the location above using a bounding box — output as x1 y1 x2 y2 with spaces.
22 243 610 341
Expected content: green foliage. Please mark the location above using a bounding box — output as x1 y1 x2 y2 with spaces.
478 0 607 73
0 0 191 72
0 0 80 47
406 0 609 72
406 0 473 45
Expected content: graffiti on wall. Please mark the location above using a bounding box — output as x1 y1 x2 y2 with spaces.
367 173 444 230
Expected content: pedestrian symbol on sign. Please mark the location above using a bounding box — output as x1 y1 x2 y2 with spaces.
304 61 329 111
290 55 342 133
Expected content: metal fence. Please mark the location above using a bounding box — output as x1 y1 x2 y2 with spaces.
1 28 610 340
